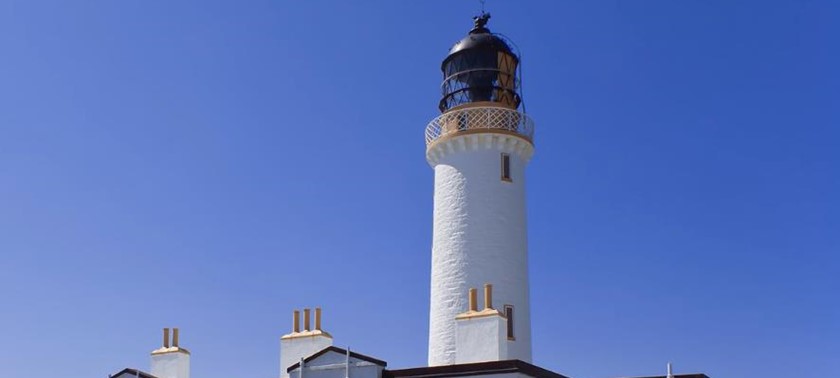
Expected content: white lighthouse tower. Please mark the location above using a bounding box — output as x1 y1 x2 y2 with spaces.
426 14 535 366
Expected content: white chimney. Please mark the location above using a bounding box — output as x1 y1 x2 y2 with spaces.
280 308 333 378
455 285 510 364
151 328 190 378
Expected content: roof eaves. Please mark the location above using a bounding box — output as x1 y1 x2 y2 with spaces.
384 359 570 378
617 375 710 378
287 346 387 372
110 368 159 378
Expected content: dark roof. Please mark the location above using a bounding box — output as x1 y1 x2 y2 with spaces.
384 360 570 378
622 375 709 378
110 368 159 378
444 13 514 60
447 31 513 57
286 346 387 372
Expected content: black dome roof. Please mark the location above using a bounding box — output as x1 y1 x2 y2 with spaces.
444 14 514 59
448 32 513 56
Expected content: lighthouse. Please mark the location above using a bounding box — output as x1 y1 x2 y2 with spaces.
104 10 714 378
426 13 535 366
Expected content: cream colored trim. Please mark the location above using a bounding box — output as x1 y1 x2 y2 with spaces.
280 329 334 340
455 308 505 320
425 106 535 148
428 129 532 152
151 346 191 356
425 131 535 168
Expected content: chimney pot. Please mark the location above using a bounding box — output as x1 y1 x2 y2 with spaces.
293 310 301 333
303 308 311 331
173 328 180 347
163 328 170 348
468 288 478 312
315 308 322 331
484 284 493 309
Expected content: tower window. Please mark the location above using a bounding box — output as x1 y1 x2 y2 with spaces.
504 305 515 340
501 154 511 182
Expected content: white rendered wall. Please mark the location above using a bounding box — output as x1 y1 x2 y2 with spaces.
280 334 333 378
150 352 190 378
456 314 509 364
427 132 534 366
290 363 382 378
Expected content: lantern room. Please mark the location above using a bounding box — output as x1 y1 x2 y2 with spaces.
439 13 521 113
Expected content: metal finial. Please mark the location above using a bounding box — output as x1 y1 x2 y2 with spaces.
480 0 486 13
472 12 491 32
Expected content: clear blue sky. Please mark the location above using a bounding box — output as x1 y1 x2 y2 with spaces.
1 1 837 378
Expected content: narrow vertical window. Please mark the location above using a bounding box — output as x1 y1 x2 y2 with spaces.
504 305 515 340
501 153 511 182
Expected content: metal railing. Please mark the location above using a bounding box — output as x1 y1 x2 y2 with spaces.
425 106 535 146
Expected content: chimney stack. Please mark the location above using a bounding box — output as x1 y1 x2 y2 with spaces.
454 285 509 364
280 308 333 378
151 328 190 378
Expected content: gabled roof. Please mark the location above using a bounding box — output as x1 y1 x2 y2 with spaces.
110 368 159 378
286 346 388 372
384 360 571 378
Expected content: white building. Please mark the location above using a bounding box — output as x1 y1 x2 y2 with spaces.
108 13 709 378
